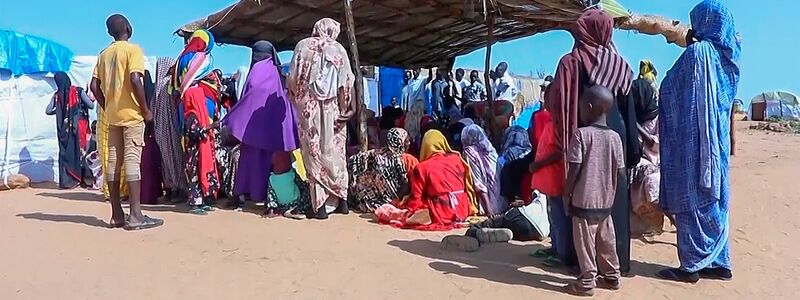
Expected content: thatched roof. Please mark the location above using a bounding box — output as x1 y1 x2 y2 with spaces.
178 0 620 68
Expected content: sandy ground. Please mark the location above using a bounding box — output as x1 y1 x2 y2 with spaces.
1 123 798 300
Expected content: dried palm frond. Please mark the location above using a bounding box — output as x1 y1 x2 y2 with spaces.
617 14 690 47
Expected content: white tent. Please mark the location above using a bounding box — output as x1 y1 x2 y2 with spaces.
749 90 800 121
0 56 156 183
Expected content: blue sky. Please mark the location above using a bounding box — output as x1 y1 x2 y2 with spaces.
1 1 795 102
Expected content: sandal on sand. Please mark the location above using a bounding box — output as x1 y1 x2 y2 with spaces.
441 235 480 252
531 248 556 258
657 268 699 283
283 210 306 220
564 283 594 297
123 216 164 231
201 205 215 212
189 207 208 215
542 256 564 268
475 228 513 243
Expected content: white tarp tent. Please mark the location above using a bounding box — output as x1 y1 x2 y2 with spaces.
749 90 800 121
0 56 155 183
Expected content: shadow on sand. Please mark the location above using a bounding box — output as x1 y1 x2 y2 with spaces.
388 239 569 293
16 212 109 228
389 238 676 289
37 191 104 202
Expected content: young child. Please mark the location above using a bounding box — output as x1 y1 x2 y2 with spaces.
85 121 102 190
563 85 625 296
264 151 309 219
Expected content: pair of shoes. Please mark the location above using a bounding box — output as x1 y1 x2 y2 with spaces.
596 277 621 290
564 283 594 297
441 235 480 252
307 207 329 220
475 228 513 243
123 215 164 231
699 267 733 281
657 268 700 283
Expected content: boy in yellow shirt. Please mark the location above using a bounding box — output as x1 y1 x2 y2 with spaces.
90 14 163 230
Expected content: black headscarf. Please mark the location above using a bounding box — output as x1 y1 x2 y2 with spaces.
54 72 71 114
251 40 284 86
251 40 280 67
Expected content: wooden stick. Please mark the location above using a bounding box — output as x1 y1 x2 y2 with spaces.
343 0 368 151
483 13 497 143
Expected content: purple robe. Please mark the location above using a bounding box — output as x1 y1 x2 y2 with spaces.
222 58 299 201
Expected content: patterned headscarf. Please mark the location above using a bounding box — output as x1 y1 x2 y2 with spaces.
547 9 633 172
386 128 408 155
572 9 633 95
288 18 354 102
501 125 532 162
639 60 657 83
460 124 501 216
659 0 740 213
173 29 215 96
313 18 341 40
461 125 497 156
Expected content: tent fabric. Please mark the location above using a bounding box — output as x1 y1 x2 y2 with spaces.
749 90 800 106
0 30 73 76
1 56 156 183
748 90 800 121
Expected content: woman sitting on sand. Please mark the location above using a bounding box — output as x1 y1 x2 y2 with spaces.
347 128 416 213
377 130 477 231
461 124 504 216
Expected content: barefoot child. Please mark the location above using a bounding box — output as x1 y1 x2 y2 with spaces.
564 86 625 296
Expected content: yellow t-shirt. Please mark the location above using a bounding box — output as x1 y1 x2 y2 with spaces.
92 41 145 127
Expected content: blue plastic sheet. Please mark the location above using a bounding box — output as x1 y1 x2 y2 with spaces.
379 66 405 108
0 30 73 76
512 101 542 129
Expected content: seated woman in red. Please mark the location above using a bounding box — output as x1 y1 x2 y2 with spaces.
399 130 478 231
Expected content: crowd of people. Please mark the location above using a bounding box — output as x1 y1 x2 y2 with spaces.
46 0 737 296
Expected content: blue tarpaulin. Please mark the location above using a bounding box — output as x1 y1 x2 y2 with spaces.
0 29 73 76
379 66 405 108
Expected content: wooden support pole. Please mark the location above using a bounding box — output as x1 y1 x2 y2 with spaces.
343 0 368 151
483 13 498 143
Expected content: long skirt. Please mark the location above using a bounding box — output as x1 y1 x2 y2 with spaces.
611 173 632 273
675 200 731 272
153 80 187 192
97 108 127 198
296 97 348 212
140 133 163 204
549 197 577 267
234 144 272 202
